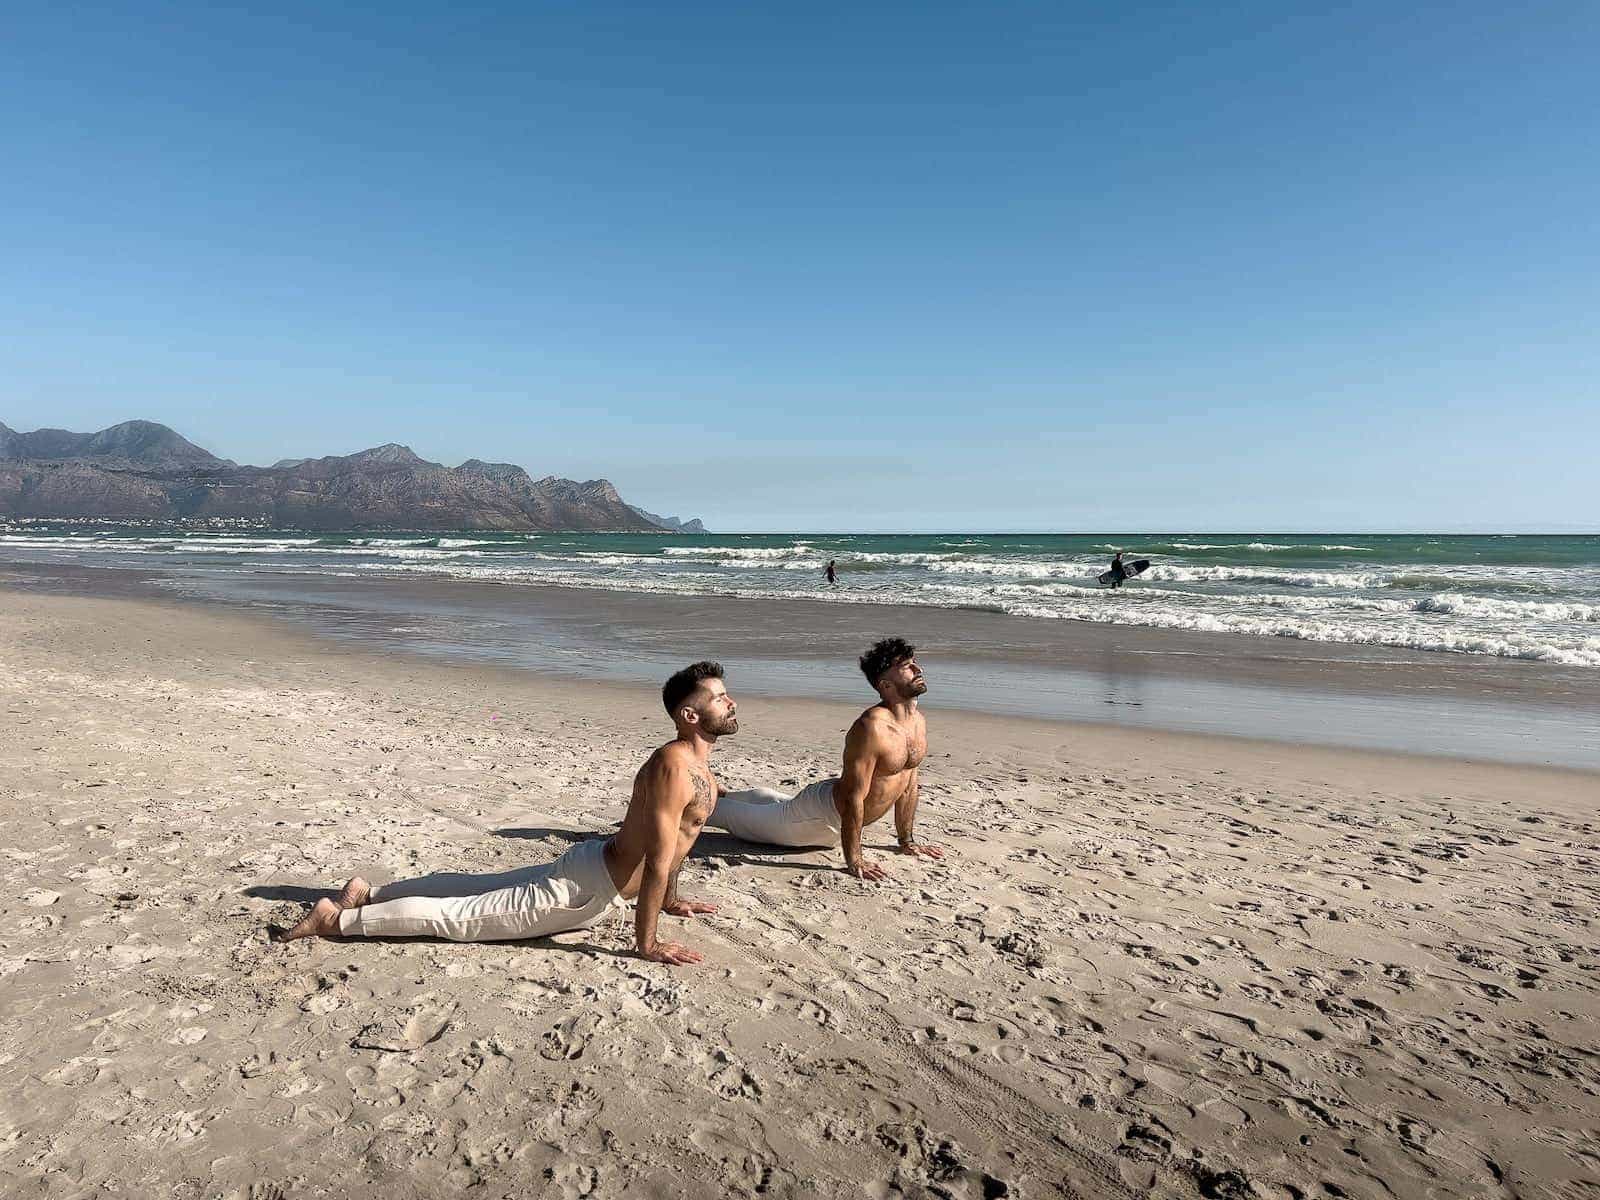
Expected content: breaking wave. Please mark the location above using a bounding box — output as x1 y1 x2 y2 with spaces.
7 527 1597 669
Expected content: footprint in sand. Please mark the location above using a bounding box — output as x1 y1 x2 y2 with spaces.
688 1123 792 1195
147 1109 207 1144
428 1039 512 1103
869 1122 1010 1200
756 986 834 1028
547 1161 607 1200
222 1183 291 1200
239 1050 290 1079
345 1059 410 1108
546 1080 603 1139
43 1055 107 1087
352 1000 458 1053
540 1010 602 1061
700 1047 762 1100
622 972 684 1016
990 930 1048 970
800 1107 866 1148
296 969 355 1015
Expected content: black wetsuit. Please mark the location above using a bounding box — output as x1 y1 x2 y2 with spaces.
1109 556 1126 588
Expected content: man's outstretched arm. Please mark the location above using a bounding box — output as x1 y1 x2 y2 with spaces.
663 858 717 917
894 768 943 858
835 723 888 881
634 766 703 965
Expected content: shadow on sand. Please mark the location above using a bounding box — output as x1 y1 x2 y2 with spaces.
490 826 598 843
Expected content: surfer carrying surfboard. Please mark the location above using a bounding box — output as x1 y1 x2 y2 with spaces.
1098 552 1151 588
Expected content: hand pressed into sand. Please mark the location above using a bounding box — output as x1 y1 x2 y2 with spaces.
846 857 891 882
662 898 719 917
638 940 704 966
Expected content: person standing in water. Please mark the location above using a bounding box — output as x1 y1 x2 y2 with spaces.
825 559 838 586
1109 551 1127 588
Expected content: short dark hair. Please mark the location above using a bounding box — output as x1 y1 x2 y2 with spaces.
860 637 914 687
662 660 724 716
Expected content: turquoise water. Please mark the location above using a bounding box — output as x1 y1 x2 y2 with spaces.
5 526 1599 668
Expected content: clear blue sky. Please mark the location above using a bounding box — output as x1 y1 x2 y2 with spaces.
3 2 1596 532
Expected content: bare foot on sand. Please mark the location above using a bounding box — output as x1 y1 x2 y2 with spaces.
275 897 342 942
336 877 370 908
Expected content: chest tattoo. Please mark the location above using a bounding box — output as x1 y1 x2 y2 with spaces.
690 771 714 810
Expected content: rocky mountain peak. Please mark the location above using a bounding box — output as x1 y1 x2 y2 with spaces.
0 418 227 469
457 459 531 484
342 443 434 468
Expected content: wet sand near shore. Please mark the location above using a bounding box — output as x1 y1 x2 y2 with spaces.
5 561 1599 768
3 587 1598 1198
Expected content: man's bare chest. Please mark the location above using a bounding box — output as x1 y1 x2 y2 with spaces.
881 722 928 774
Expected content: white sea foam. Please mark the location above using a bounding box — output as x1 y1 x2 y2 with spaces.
1411 593 1600 623
1098 541 1374 553
662 545 814 559
572 552 668 566
982 581 1411 615
661 544 966 565
9 528 1599 669
927 558 1100 580
179 535 324 546
348 560 1600 667
1146 565 1387 588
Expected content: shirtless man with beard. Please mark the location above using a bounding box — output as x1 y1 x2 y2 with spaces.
709 637 942 881
274 661 737 966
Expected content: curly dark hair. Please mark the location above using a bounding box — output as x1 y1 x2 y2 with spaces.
662 660 724 716
859 637 915 687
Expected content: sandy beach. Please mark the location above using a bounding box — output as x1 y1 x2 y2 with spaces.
3 586 1598 1199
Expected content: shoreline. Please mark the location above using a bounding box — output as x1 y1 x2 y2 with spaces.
5 559 1598 770
4 581 1594 786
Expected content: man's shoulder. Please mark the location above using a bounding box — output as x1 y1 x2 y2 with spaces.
850 705 896 740
640 740 696 775
650 740 697 765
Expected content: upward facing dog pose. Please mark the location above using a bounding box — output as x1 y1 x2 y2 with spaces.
274 661 736 966
710 637 942 881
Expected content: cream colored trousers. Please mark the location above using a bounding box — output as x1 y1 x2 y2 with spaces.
710 778 841 848
337 836 625 941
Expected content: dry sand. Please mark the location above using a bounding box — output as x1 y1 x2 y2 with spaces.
2 588 1597 1199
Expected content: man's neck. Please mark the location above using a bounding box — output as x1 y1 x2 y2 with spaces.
676 731 716 763
880 697 918 722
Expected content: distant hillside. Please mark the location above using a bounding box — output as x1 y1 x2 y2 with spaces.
627 504 708 535
0 419 228 471
0 420 692 532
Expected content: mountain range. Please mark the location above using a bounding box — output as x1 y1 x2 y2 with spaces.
0 420 706 532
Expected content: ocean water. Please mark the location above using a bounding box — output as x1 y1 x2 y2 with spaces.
4 526 1599 669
